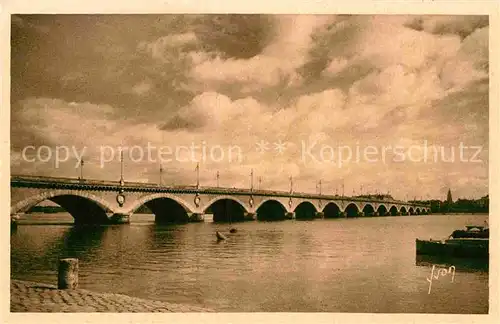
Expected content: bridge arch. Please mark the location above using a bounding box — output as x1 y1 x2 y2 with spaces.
323 202 341 218
344 203 360 218
416 208 421 215
127 193 196 223
201 195 249 214
290 199 320 214
389 205 399 216
256 199 288 221
294 201 317 219
408 207 415 215
11 190 116 225
400 206 407 215
255 198 289 213
202 196 249 223
376 204 388 216
362 204 375 216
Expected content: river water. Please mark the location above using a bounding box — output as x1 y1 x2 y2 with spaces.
11 213 488 313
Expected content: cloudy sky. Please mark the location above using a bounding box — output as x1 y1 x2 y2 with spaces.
10 14 489 200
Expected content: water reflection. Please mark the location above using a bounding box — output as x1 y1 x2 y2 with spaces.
49 225 109 262
11 225 110 282
415 254 489 272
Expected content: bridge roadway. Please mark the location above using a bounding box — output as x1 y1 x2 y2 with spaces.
10 175 431 225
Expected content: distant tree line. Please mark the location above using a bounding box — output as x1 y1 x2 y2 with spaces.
411 195 489 214
134 205 153 214
26 205 66 213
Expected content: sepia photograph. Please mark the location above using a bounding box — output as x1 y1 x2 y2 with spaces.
4 1 497 321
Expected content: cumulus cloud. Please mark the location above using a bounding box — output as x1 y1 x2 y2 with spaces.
190 15 334 92
404 15 489 39
137 32 198 62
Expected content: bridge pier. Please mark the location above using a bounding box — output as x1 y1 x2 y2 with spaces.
315 212 324 219
373 211 379 216
188 213 204 222
285 212 295 220
339 212 346 218
109 213 130 224
358 212 364 217
244 212 256 221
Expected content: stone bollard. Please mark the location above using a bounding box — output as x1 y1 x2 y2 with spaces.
58 258 79 289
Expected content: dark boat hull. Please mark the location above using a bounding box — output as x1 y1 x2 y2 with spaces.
416 239 488 259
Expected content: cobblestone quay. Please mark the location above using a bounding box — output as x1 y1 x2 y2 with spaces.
11 280 212 312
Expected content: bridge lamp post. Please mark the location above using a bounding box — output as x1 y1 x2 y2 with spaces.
250 169 254 192
159 164 163 186
195 163 200 189
318 180 322 196
259 176 262 190
79 158 84 180
119 151 125 186
216 171 220 188
289 176 293 194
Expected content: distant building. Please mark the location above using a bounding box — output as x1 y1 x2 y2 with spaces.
442 188 453 213
446 189 453 205
478 195 489 209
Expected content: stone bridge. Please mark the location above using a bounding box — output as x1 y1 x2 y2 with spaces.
11 175 431 225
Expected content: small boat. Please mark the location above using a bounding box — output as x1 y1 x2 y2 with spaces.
450 225 489 238
216 231 227 241
229 228 237 233
416 225 489 259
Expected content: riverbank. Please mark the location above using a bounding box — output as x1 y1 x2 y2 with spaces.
10 279 213 312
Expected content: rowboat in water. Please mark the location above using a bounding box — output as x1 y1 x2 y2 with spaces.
216 231 227 241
